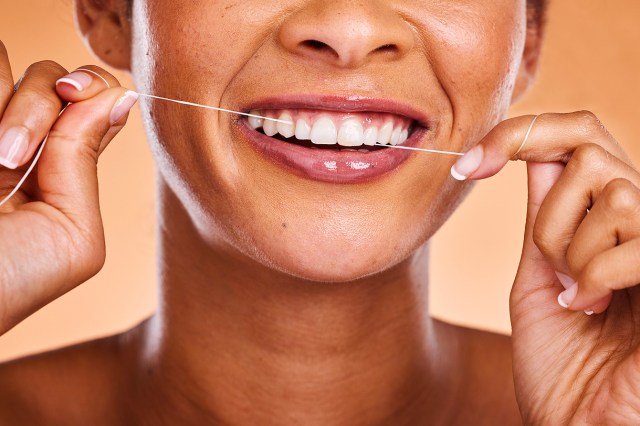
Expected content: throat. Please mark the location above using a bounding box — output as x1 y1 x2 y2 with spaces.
144 182 458 424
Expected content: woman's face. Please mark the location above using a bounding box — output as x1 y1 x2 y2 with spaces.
126 0 531 281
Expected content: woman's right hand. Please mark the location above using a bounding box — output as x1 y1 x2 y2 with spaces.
0 41 137 335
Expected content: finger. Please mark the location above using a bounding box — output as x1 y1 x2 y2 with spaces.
566 178 640 274
0 41 14 113
560 238 640 311
55 65 121 103
586 294 613 316
31 87 137 235
533 147 640 275
560 178 640 314
0 60 67 169
450 111 633 181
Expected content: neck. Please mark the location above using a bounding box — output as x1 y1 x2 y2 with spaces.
135 179 462 425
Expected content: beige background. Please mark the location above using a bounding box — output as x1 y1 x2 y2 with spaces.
1 1 639 361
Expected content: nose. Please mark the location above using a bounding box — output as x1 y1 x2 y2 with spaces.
278 1 415 68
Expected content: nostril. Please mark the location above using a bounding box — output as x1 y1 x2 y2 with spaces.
301 39 330 50
299 39 340 59
373 44 399 55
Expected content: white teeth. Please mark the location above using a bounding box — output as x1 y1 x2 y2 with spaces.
363 127 378 146
254 111 410 147
378 122 393 145
337 119 364 146
310 116 337 145
263 118 278 137
295 119 311 140
390 127 402 145
248 111 264 130
277 113 295 138
399 129 409 144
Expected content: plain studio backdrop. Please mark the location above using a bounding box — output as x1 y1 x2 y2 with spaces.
1 1 639 362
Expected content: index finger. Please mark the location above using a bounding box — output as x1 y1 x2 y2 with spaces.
450 111 631 181
0 41 14 112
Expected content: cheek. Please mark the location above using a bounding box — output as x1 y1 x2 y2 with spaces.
131 0 260 99
419 3 527 143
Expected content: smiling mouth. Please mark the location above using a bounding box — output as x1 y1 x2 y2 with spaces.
247 108 416 151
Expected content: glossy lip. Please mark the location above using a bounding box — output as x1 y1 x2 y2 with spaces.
236 95 433 184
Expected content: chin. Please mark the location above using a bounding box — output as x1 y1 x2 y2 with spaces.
237 224 417 283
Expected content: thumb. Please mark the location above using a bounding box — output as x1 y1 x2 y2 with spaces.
510 162 565 325
519 161 564 267
35 88 137 236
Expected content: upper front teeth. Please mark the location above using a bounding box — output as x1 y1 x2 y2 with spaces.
310 117 337 145
248 110 411 147
337 119 364 147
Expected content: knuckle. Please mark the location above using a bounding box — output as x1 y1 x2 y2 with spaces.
565 244 584 275
26 60 67 78
570 143 609 172
532 220 556 258
23 91 62 115
574 110 606 136
0 80 12 99
579 256 608 292
62 224 106 280
603 178 640 215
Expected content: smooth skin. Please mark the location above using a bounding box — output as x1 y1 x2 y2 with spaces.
0 0 639 424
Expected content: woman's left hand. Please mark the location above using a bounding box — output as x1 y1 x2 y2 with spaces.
452 111 640 424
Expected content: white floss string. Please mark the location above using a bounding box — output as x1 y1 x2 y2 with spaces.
0 70 464 208
136 93 292 125
0 134 48 208
134 93 463 156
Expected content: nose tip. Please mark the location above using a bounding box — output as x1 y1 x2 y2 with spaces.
278 2 415 68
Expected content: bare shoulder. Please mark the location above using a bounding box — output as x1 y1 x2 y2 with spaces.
0 332 134 425
433 319 523 425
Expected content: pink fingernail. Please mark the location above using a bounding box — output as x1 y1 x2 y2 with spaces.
584 309 594 316
56 71 93 92
555 272 577 290
451 145 483 181
110 91 139 125
0 127 29 169
558 283 578 309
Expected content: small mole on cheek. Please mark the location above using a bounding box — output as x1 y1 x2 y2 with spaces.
282 223 287 229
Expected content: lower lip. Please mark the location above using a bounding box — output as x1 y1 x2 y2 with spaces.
238 121 428 184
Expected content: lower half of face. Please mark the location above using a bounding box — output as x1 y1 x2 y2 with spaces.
131 0 528 282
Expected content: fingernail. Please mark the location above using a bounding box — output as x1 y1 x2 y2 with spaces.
56 71 93 92
558 283 578 309
0 127 29 169
110 91 139 125
584 309 594 316
555 271 577 290
451 145 483 181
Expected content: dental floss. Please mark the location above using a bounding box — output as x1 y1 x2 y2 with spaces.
513 114 540 158
75 69 291 125
136 93 293 125
0 134 48 208
0 70 465 208
373 143 463 156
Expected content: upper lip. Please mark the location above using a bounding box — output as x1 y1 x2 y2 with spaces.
239 94 432 130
